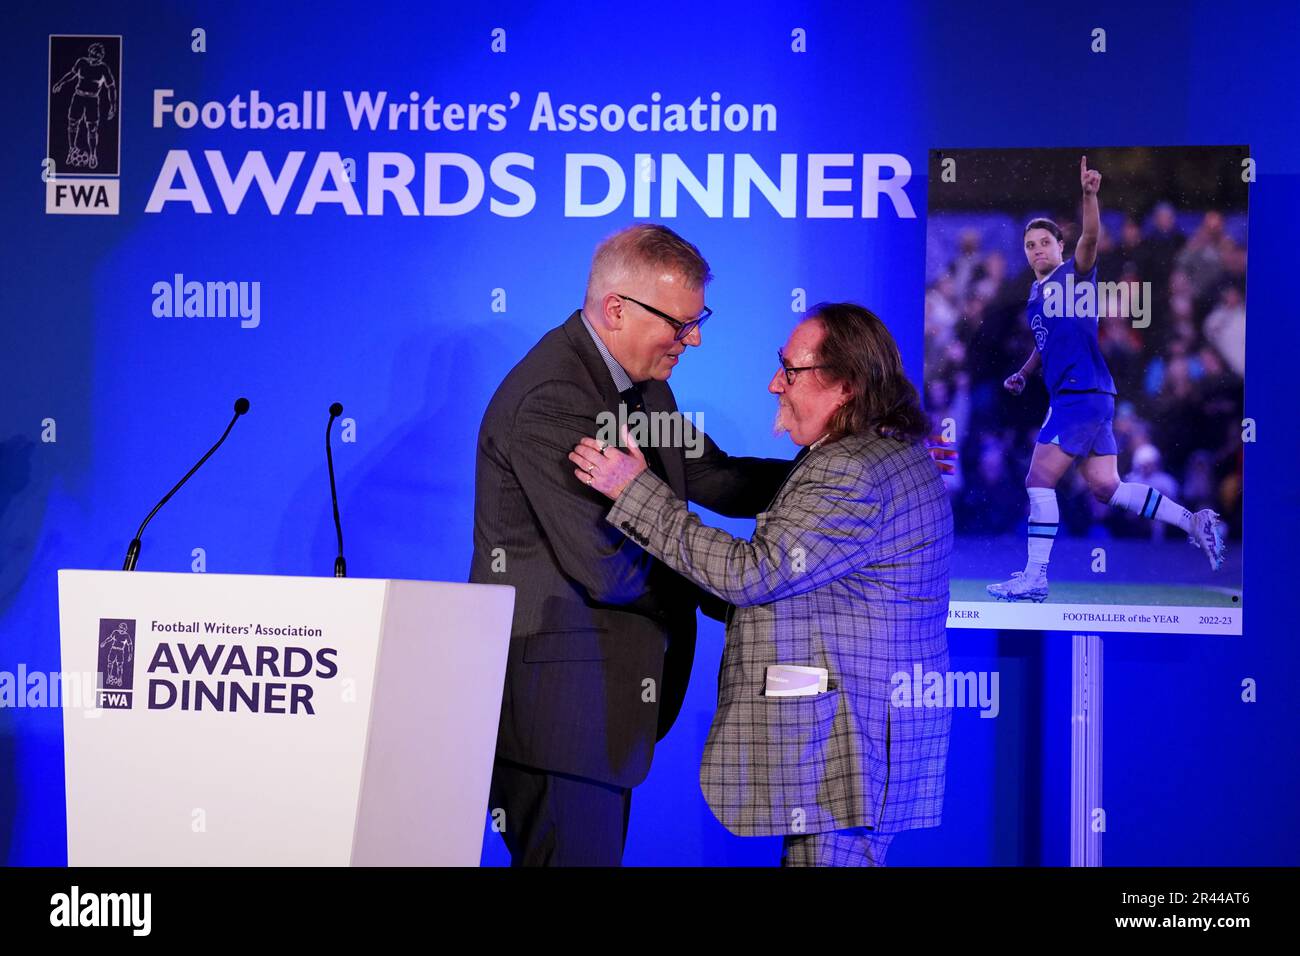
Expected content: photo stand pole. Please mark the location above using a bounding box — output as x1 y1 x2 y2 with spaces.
1070 633 1104 867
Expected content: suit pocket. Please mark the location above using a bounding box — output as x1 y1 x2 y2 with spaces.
743 689 843 831
521 628 609 662
758 688 841 744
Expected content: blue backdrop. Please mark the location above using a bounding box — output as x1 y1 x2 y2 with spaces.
3 0 1297 866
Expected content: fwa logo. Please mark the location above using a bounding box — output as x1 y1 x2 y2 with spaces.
96 619 136 709
46 35 122 215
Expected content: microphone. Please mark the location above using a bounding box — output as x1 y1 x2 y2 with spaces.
123 398 250 571
326 402 347 578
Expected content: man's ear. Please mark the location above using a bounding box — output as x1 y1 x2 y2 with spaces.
602 292 625 331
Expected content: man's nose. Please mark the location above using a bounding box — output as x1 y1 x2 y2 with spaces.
683 324 702 347
769 370 785 394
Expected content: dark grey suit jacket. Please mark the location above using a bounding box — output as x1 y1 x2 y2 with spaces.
470 310 790 787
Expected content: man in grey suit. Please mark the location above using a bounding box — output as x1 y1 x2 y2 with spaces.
470 225 793 866
572 302 954 866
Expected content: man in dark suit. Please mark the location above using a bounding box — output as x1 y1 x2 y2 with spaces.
469 225 792 866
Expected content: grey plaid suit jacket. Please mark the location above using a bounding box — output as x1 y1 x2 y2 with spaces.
606 429 953 835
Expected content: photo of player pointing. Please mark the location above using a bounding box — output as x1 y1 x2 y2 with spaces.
987 156 1225 603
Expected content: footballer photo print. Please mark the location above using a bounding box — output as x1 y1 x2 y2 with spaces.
924 146 1248 635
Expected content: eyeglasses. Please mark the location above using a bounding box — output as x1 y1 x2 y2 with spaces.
777 348 830 385
617 294 712 342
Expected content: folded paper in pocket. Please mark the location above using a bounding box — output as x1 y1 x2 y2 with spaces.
764 664 829 697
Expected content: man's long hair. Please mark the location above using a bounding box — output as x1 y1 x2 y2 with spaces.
813 302 931 443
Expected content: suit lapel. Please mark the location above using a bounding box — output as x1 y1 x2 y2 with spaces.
563 310 687 500
762 444 812 512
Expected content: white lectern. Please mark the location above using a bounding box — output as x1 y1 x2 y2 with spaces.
57 570 514 866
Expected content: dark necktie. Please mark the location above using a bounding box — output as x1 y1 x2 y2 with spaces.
619 384 669 483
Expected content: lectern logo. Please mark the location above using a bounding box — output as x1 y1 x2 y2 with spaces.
46 35 122 214
96 619 136 709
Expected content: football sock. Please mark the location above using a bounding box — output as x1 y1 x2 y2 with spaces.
1107 481 1192 532
1024 486 1059 577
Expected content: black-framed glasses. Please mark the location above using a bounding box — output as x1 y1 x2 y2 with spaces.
777 348 830 385
617 294 712 342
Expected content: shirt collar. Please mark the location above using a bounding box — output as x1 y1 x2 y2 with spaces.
580 309 634 392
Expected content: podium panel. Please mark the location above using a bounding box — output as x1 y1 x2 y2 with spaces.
58 570 514 866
